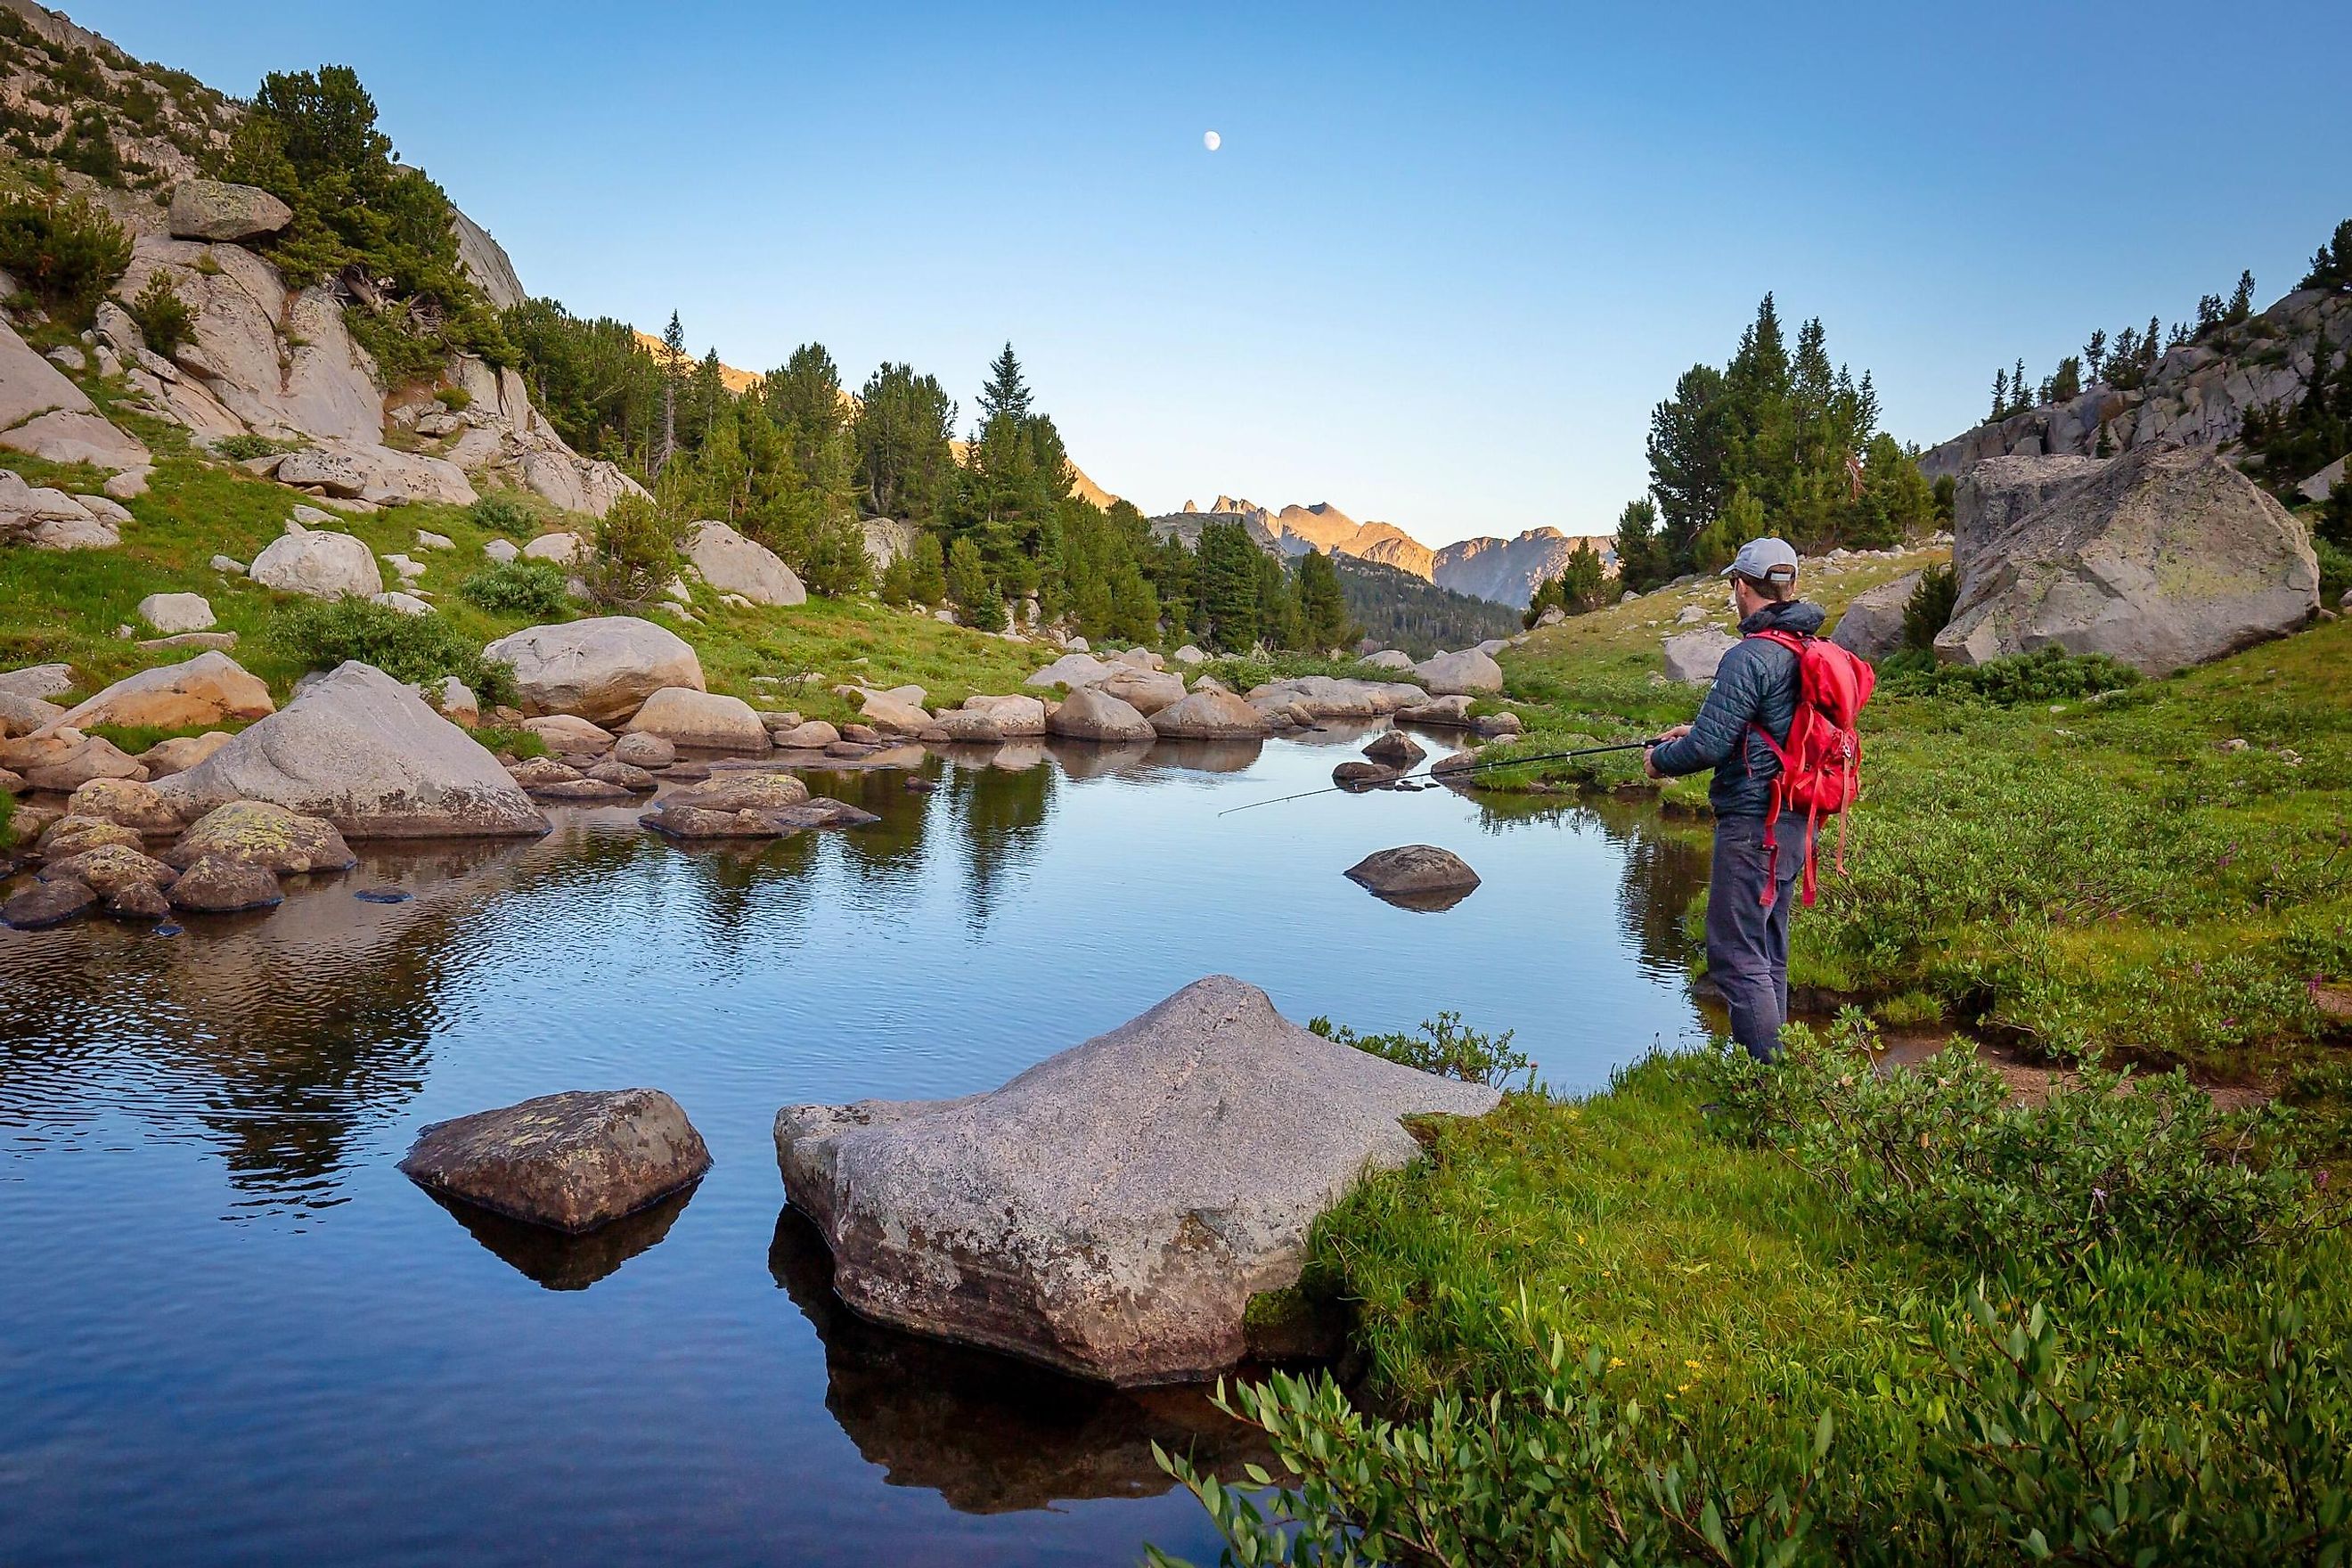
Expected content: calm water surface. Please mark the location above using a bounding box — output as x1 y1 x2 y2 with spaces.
0 725 1710 1566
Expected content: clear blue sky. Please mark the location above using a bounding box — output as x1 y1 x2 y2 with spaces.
75 0 2352 545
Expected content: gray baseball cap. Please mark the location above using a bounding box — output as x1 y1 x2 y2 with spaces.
1721 536 1801 584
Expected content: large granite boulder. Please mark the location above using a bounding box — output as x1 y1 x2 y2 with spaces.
1025 652 1117 690
1662 628 1739 683
167 853 283 913
0 468 122 549
49 650 274 732
1245 676 1425 719
1936 445 2321 674
9 733 146 790
1828 571 1922 665
482 617 704 724
155 661 548 837
1952 454 2108 569
0 663 76 700
1047 686 1156 742
774 976 1500 1384
955 694 1049 736
0 690 64 738
0 320 149 470
166 179 293 241
624 688 771 751
272 439 476 507
685 519 806 607
1412 648 1504 696
400 1089 713 1234
136 731 235 778
249 528 383 600
1150 689 1269 739
136 592 215 634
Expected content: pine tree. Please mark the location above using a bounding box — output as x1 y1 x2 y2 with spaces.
1294 547 1355 650
2012 359 2029 412
651 310 686 477
1613 497 1660 592
908 531 948 605
945 535 1002 629
2085 329 2108 382
978 342 1033 421
1991 368 2010 421
1194 521 1263 651
853 362 956 521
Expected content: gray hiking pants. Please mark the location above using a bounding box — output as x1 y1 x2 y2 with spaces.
1706 812 1812 1062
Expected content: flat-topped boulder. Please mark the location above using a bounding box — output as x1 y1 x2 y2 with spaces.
1344 844 1482 900
1937 445 2320 674
775 976 1500 1384
48 650 274 733
1098 666 1186 716
400 1089 713 1234
136 592 215 635
1025 652 1116 690
482 616 704 724
155 661 547 838
1663 628 1739 683
63 777 183 836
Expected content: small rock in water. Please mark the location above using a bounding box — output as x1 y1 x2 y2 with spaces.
398 1088 713 1233
904 777 937 792
167 853 283 913
1343 845 1482 911
354 886 412 904
1361 730 1425 770
3 877 96 929
1332 760 1391 790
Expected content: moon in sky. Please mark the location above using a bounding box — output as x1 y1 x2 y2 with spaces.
1203 130 1221 151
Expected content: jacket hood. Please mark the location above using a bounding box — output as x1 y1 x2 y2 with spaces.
1740 600 1826 636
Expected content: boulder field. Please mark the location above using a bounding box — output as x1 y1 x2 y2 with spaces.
774 976 1500 1385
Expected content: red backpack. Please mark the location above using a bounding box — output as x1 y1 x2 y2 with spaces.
1745 628 1875 908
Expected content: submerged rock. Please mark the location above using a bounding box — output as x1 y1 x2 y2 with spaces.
775 975 1499 1385
399 1088 714 1234
43 843 176 897
3 877 95 929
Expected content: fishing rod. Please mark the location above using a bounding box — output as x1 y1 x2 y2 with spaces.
1218 738 1661 816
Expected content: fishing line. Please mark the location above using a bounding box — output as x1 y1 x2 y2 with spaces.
1218 739 1661 816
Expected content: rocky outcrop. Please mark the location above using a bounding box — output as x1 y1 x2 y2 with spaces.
400 1089 713 1233
1920 288 2352 478
1828 572 1922 664
48 650 274 732
166 179 291 241
1937 445 2320 674
0 468 126 549
0 319 149 470
156 661 549 837
861 518 922 574
248 527 384 600
774 976 1499 1384
448 204 526 312
1433 528 1605 608
482 617 705 724
685 519 805 607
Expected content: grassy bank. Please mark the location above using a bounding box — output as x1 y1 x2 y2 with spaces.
0 436 1058 734
1469 558 2351 1086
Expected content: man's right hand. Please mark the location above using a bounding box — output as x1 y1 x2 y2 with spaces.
1643 724 1692 780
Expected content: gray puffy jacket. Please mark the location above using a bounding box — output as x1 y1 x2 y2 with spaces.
1646 600 1826 819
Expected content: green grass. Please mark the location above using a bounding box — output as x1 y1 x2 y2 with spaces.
0 448 1061 723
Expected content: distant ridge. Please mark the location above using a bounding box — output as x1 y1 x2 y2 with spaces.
1171 494 1612 608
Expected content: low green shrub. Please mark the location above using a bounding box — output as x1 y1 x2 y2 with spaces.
0 190 130 323
0 787 14 848
433 384 471 412
579 492 687 608
1882 646 2141 705
467 490 539 538
1708 1013 2314 1274
1310 1011 1534 1090
126 269 191 356
470 724 546 760
214 433 290 461
457 558 569 617
268 597 515 707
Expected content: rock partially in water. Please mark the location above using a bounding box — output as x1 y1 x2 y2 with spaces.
612 731 675 770
625 688 771 751
3 876 94 929
102 880 172 921
43 843 177 897
399 1088 713 1234
584 758 658 793
1362 729 1426 770
522 714 615 755
1344 845 1482 904
1331 760 1392 790
766 1208 1279 1514
164 800 357 875
775 975 1499 1385
167 853 283 913
1149 689 1267 740
1046 686 1155 742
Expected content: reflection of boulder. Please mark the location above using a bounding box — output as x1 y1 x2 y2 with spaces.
428 1185 694 1291
766 1209 1273 1514
1142 738 1264 774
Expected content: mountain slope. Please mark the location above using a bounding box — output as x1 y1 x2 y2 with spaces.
1330 554 1523 657
1433 527 1611 608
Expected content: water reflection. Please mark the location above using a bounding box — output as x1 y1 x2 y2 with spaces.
767 1210 1271 1514
429 1185 698 1290
942 758 1056 922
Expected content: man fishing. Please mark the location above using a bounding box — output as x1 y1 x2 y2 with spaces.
1643 537 1829 1062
